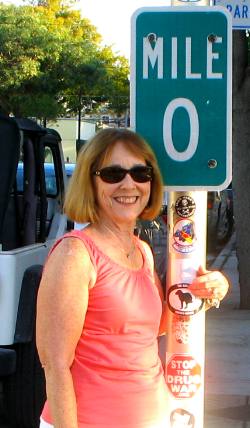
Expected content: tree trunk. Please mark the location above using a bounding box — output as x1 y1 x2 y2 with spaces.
232 31 250 308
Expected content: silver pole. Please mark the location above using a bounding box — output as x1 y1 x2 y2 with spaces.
165 191 207 426
165 1 210 426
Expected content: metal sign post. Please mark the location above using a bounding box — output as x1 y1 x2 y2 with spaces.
165 191 207 427
131 7 232 427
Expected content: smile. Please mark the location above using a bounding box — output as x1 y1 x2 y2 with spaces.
114 196 138 204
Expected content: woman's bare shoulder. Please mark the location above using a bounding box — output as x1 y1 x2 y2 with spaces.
138 239 154 269
44 236 96 287
139 239 153 257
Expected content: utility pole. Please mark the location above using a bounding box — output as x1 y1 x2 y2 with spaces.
131 6 232 427
165 0 210 426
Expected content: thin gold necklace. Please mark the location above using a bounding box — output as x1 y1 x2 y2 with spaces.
102 224 136 259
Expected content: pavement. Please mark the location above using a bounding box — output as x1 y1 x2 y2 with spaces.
204 232 250 428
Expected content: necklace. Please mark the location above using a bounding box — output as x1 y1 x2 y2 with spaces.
102 224 136 259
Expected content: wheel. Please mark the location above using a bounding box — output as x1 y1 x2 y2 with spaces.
216 200 234 246
2 265 46 428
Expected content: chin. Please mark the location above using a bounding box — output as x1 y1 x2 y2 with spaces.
112 212 139 224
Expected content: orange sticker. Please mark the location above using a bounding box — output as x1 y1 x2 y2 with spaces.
166 354 201 399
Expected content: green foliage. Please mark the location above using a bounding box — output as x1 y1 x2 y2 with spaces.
105 54 130 116
0 1 129 119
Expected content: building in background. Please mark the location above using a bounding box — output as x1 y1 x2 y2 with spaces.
47 118 96 162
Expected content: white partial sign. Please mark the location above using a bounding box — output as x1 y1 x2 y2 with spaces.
214 0 250 28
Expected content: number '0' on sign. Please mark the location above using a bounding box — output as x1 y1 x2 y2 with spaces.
143 36 223 79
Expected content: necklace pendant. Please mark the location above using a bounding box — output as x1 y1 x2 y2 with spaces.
102 224 135 260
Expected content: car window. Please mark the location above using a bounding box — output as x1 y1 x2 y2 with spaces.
65 163 75 183
44 163 56 195
16 163 23 192
16 148 58 196
44 147 57 196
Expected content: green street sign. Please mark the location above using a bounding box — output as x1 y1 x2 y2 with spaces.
131 7 232 190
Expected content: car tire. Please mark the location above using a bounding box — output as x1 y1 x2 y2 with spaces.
216 203 234 246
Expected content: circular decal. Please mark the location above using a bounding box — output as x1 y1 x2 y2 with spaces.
170 408 195 428
175 196 196 218
167 283 204 316
173 219 196 253
166 354 201 399
172 315 192 344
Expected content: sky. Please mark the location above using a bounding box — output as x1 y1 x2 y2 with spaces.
80 0 170 59
3 0 170 59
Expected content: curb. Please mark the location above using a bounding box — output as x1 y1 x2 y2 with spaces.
210 231 236 271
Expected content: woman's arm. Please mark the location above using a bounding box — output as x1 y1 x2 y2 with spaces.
36 237 95 428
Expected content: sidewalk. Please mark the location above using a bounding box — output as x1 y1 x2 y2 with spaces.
204 232 250 427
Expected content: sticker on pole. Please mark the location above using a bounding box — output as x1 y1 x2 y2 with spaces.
172 315 192 344
166 354 202 398
170 408 195 428
167 283 204 316
175 195 196 218
172 219 196 253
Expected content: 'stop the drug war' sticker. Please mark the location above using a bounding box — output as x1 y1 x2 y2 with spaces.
166 354 202 399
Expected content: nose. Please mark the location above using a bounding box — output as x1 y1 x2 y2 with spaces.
120 171 136 188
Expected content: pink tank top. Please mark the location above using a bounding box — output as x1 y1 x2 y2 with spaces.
41 230 167 428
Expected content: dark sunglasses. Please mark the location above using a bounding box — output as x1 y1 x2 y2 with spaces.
93 165 153 184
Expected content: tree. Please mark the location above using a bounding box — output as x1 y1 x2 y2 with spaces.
0 2 129 120
98 48 130 117
0 3 74 116
232 30 250 308
63 51 129 115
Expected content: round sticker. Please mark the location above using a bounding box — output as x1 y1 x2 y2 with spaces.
170 408 195 428
167 283 204 316
172 219 196 253
175 196 196 218
166 354 201 399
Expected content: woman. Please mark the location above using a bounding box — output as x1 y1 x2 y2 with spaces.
36 128 229 428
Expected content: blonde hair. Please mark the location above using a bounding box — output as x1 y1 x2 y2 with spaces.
64 128 163 223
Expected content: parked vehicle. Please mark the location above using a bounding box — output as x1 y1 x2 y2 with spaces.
0 117 69 428
207 186 234 249
16 162 75 196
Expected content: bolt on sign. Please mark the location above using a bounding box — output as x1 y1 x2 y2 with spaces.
131 7 232 190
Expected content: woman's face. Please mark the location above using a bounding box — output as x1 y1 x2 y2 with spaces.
94 141 151 227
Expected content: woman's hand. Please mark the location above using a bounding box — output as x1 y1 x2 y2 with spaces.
188 266 229 308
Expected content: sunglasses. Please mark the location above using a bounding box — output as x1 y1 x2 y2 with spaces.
93 165 153 184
